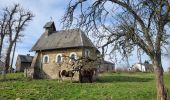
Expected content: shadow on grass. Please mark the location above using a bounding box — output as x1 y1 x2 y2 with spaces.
0 78 25 82
0 74 153 83
96 75 153 83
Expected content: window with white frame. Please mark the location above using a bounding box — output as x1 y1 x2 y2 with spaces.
85 49 90 57
69 52 77 62
43 55 49 63
56 54 63 63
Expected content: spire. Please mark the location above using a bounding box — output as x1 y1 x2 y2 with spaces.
43 21 56 36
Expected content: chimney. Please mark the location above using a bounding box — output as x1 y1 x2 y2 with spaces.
43 21 56 36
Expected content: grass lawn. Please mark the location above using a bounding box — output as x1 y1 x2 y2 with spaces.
0 72 169 100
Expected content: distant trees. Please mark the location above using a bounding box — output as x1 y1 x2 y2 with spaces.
63 0 170 99
0 9 8 59
168 46 170 58
0 4 34 75
144 60 150 64
166 46 170 72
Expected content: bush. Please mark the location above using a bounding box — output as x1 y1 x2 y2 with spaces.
115 67 128 73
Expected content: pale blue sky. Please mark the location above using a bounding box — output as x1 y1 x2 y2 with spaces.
0 0 169 71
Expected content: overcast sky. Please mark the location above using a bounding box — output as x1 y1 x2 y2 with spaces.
0 0 169 70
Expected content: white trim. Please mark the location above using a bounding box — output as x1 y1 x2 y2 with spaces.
85 49 90 57
69 52 77 62
43 55 49 64
56 53 63 63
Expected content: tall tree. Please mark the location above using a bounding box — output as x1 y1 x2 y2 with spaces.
0 12 8 59
63 0 170 100
2 4 34 72
168 46 170 57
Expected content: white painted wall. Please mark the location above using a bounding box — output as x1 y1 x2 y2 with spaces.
129 63 146 72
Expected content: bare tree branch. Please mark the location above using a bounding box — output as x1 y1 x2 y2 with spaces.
1 4 34 73
63 0 170 99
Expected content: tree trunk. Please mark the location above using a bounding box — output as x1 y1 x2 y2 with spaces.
1 36 6 80
0 37 4 59
79 70 83 83
152 56 167 100
5 43 13 73
10 42 16 73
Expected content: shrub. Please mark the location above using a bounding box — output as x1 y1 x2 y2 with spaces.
115 67 128 73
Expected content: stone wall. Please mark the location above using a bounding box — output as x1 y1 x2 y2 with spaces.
19 62 31 72
45 48 81 79
24 48 98 81
15 58 21 72
27 47 99 81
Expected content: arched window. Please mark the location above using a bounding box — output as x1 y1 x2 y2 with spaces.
69 52 77 62
57 55 61 63
70 54 75 61
43 55 49 63
85 49 90 57
56 54 63 63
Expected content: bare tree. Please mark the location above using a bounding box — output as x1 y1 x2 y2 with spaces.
168 46 170 57
63 0 170 99
2 4 34 73
0 12 8 59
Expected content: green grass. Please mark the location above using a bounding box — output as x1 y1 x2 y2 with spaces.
0 72 169 100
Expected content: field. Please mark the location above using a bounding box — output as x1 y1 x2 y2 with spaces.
0 72 169 100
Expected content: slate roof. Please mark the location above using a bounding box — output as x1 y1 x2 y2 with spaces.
103 61 115 65
18 55 33 63
31 28 96 51
43 21 56 31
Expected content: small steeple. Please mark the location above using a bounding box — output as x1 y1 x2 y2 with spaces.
43 21 56 36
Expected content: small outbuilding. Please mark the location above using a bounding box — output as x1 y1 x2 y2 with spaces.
15 54 33 72
98 61 115 73
129 63 154 72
